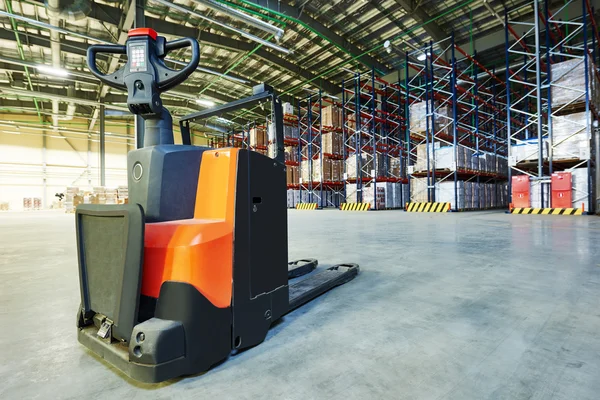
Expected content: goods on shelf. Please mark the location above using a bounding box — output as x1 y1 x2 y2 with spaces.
249 127 267 147
410 178 508 209
389 156 403 177
551 112 591 160
530 180 550 209
345 152 385 179
331 160 343 182
312 159 332 182
0 202 8 211
322 105 342 128
286 166 299 185
322 132 343 155
283 102 294 115
570 167 588 209
551 57 599 110
346 182 403 208
346 113 370 133
510 138 548 165
409 102 451 136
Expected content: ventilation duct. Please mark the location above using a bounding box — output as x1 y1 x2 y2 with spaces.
45 0 91 20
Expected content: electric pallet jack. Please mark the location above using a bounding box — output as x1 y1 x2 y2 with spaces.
76 28 359 383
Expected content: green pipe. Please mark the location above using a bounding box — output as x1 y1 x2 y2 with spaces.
6 1 43 122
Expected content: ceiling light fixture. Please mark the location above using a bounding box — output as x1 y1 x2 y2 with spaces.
196 99 216 107
36 65 70 77
2 130 21 135
417 52 430 61
384 40 392 54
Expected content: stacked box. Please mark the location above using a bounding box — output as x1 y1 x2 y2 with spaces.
301 144 316 160
283 102 294 115
249 127 267 147
117 186 129 204
410 177 429 203
287 190 295 208
346 153 367 179
105 188 118 205
571 168 588 209
435 146 454 170
389 157 403 177
300 161 311 183
510 139 548 164
409 102 452 135
551 57 599 109
551 112 590 160
0 202 8 211
414 143 438 171
285 146 298 163
322 105 342 128
331 160 343 182
362 185 385 209
346 183 358 203
23 198 32 210
530 180 550 209
362 152 386 178
409 102 428 135
33 198 42 210
436 181 465 210
322 132 343 155
402 184 410 207
312 159 332 182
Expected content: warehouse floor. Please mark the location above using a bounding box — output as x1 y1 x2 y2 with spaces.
1 210 600 399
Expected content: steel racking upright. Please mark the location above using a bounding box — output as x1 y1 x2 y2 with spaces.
297 91 346 208
505 0 600 212
340 67 407 210
405 35 510 211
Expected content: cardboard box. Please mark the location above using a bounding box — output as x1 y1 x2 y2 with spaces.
322 105 342 128
283 102 294 115
250 128 267 147
331 160 343 182
322 132 343 155
312 159 332 182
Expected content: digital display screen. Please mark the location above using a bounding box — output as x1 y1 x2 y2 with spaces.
129 43 147 72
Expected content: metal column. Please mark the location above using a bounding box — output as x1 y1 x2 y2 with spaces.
100 101 106 186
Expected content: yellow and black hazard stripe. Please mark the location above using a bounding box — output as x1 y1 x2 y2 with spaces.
510 207 583 215
405 202 451 213
340 203 371 211
296 203 318 210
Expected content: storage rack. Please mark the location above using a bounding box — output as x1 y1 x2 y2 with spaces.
341 67 407 210
505 0 600 212
404 35 510 211
297 92 344 208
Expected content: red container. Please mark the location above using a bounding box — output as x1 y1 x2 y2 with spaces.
551 172 572 208
512 175 530 208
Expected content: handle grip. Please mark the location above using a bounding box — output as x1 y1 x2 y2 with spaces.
87 44 127 90
156 38 200 92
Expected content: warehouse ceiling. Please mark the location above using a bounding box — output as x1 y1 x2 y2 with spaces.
0 0 578 132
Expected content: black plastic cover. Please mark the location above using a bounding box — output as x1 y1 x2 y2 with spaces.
127 145 208 222
76 204 145 342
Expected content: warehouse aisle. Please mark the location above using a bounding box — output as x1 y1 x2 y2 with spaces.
1 210 599 399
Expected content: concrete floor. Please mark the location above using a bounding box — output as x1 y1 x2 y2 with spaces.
1 210 600 399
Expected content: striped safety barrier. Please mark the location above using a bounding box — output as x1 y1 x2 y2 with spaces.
296 203 318 210
510 207 583 215
340 203 371 211
406 202 451 213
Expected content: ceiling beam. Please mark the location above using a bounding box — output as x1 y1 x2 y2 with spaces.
392 0 447 42
244 0 390 74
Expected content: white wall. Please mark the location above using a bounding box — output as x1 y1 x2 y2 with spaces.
0 115 130 210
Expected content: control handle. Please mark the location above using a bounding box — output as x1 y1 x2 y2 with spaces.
156 38 200 92
87 44 127 90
